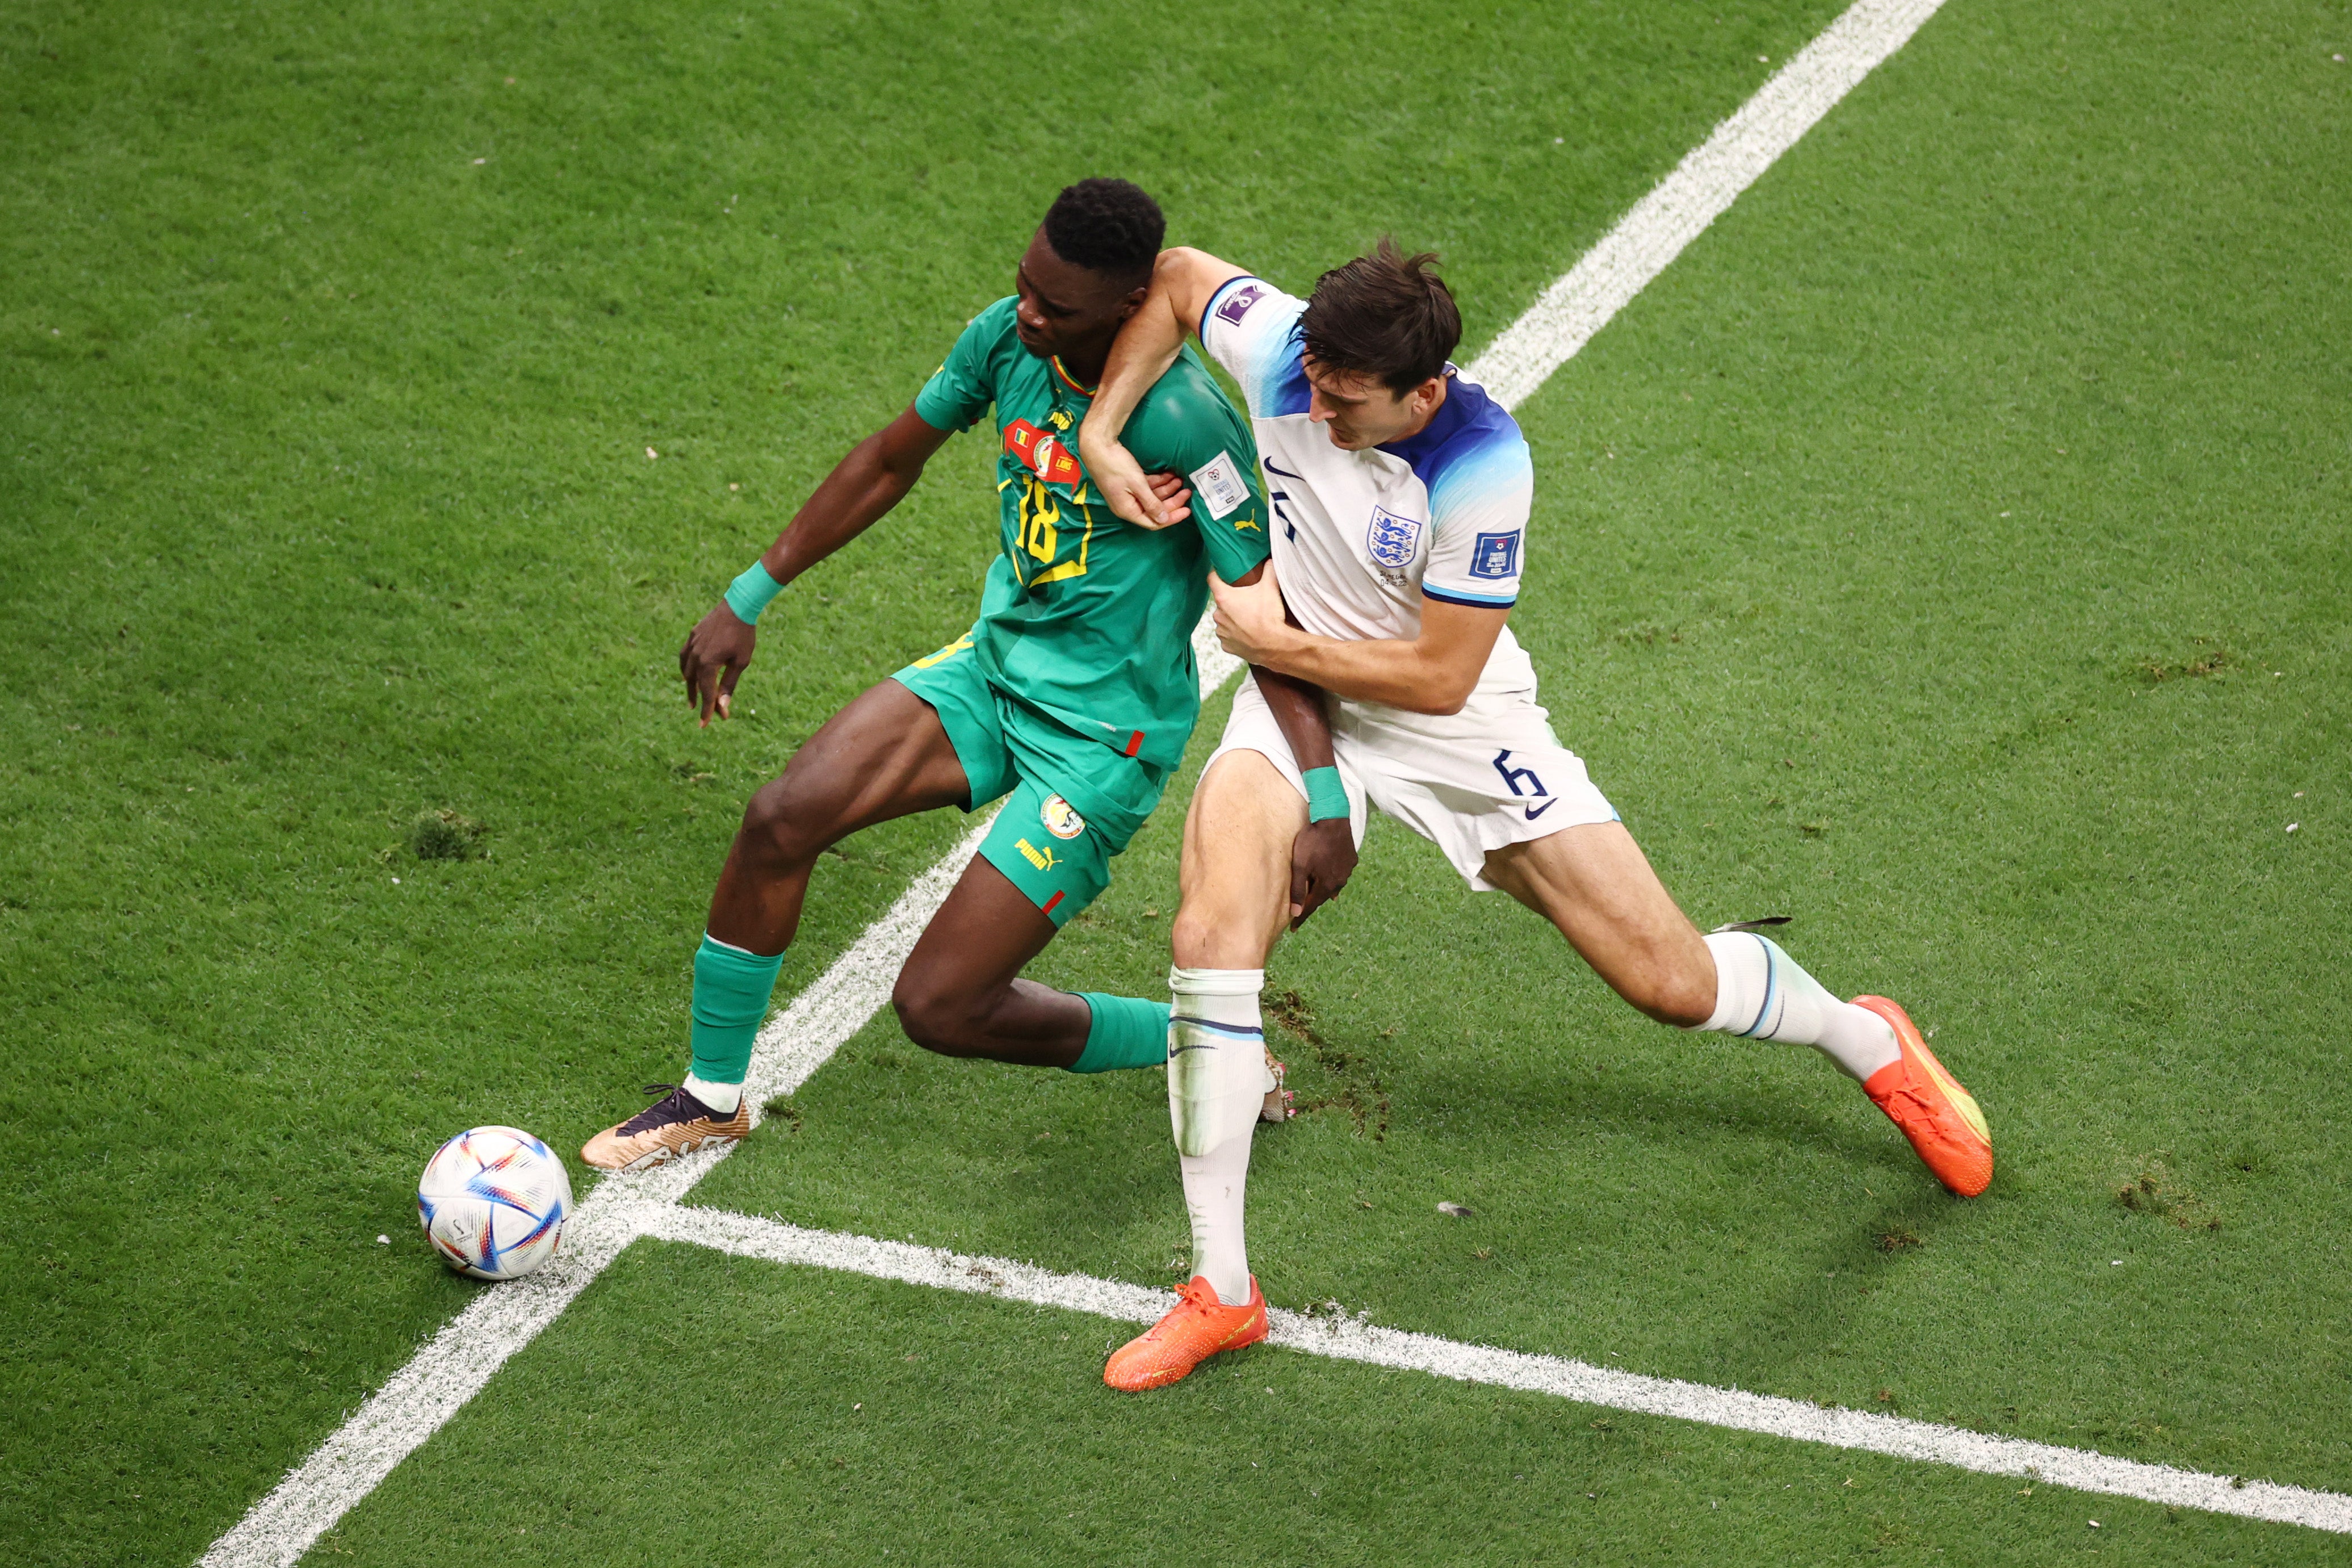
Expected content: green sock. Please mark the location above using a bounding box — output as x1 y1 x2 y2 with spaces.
1068 993 1172 1073
689 933 786 1088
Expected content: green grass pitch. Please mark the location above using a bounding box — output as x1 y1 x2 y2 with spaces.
4 0 2350 1562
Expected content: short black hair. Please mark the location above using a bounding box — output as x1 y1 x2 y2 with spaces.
1301 238 1462 395
1042 178 1165 282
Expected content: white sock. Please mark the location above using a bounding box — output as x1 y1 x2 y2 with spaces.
681 1073 743 1116
1696 932 1900 1082
1180 1136 1253 1306
1169 967 1264 1306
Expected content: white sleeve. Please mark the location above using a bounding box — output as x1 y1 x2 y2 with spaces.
1420 426 1533 610
1196 276 1312 421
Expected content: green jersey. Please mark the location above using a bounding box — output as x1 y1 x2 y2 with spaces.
913 296 1271 772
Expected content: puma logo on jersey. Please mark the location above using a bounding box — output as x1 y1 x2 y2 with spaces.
1015 837 1058 871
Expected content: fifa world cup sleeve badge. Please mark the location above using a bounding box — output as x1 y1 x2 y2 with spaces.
1188 450 1251 521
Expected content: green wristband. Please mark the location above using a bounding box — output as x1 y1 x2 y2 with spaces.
723 561 785 624
1301 765 1349 824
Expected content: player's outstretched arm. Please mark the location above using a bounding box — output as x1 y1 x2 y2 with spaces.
1210 569 1507 716
680 405 954 726
1079 246 1250 529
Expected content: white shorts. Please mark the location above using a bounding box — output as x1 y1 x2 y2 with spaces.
1207 678 1619 892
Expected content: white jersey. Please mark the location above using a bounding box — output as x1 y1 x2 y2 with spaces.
1199 275 1538 701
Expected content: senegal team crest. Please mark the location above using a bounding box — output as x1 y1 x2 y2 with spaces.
1039 794 1086 840
1366 505 1423 568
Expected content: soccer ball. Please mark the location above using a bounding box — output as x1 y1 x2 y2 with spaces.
416 1126 572 1281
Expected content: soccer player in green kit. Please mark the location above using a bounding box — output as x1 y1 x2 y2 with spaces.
584 179 1357 1170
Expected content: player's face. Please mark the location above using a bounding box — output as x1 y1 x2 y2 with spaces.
1303 358 1447 449
1012 229 1144 362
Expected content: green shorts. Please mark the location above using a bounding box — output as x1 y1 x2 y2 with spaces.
893 630 1170 928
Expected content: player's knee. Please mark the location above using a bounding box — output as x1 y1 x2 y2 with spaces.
1169 904 1223 968
1171 898 1272 969
1171 907 1223 969
890 970 982 1056
737 773 831 870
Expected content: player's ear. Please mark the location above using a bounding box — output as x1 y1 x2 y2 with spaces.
1116 282 1151 321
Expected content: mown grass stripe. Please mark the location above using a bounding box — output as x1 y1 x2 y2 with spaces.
1466 0 1951 407
195 815 999 1568
648 1205 2352 1537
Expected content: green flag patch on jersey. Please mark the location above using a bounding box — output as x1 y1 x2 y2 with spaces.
915 297 1269 774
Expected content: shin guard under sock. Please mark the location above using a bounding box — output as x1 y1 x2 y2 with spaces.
1168 967 1264 1306
1180 1136 1253 1307
687 933 785 1108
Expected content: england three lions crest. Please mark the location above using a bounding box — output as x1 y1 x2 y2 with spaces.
1365 506 1423 569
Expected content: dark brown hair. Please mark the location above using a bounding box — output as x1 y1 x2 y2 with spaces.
1299 238 1462 395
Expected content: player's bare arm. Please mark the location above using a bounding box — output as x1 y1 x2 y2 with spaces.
679 405 954 727
680 412 1194 728
1210 564 1507 716
1079 246 1250 527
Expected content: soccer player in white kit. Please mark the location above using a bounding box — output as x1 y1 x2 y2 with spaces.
1077 241 1994 1391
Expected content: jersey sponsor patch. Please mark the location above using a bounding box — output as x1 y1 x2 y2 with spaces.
1189 450 1251 521
1214 282 1266 325
1469 530 1521 580
1004 419 1083 486
1366 505 1424 568
1039 793 1086 840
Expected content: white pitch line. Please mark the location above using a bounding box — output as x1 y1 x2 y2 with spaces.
649 1206 2352 1537
202 5 1965 1562
196 814 1003 1568
203 660 1229 1568
1466 0 1948 409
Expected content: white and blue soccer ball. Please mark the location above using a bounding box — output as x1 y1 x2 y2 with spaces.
416 1126 572 1281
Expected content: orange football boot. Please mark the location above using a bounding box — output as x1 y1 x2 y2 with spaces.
1852 995 1993 1197
1104 1276 1269 1391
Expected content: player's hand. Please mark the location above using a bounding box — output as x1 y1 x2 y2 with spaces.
679 601 757 727
1288 816 1357 929
1080 433 1188 529
1144 469 1194 527
1209 565 1291 665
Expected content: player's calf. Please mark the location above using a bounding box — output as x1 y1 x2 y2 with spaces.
1599 934 1716 1028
